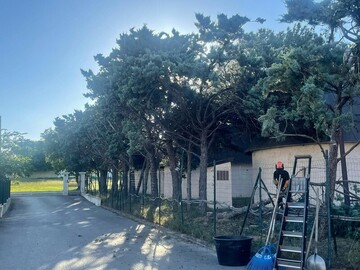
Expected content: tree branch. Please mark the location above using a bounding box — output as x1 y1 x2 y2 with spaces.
336 140 360 162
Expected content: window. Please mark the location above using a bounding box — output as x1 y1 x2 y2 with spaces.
217 170 229 181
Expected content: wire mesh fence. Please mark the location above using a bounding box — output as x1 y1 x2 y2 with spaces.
84 157 360 269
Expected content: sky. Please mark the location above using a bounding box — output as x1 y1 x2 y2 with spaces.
0 0 288 141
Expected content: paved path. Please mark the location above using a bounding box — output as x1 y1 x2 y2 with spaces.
0 194 247 270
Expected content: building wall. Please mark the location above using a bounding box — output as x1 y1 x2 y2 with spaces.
188 168 200 199
252 144 323 192
133 167 200 199
177 167 201 200
159 167 200 199
231 164 253 198
127 142 360 207
207 162 233 207
251 142 360 203
162 167 171 198
132 161 254 207
158 165 231 203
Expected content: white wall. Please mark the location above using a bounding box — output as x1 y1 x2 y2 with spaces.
162 167 172 198
132 161 255 207
160 166 201 200
29 171 59 179
188 168 200 199
251 142 360 204
132 163 256 203
231 164 253 198
207 162 232 207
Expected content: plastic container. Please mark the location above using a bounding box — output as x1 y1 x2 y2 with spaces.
213 235 253 266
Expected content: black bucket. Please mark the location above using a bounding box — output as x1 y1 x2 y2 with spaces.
213 235 252 266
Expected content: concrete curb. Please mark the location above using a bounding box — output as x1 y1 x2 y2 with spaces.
82 193 101 206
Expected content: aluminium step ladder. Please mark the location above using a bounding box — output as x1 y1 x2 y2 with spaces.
275 155 312 269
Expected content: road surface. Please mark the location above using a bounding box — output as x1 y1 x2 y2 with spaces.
0 194 246 270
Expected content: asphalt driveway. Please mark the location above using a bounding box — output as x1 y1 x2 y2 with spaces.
0 194 246 270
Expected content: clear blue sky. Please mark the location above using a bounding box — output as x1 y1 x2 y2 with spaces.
0 0 288 140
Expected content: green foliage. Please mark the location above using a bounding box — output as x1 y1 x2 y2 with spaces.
42 111 94 174
44 9 360 204
255 24 360 142
195 13 250 43
258 107 281 137
283 0 360 60
282 0 333 26
16 140 53 172
0 131 32 178
332 203 360 238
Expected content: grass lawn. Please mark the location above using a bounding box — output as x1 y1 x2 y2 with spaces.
11 178 79 193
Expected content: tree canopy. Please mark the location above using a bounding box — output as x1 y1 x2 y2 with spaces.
283 0 360 44
0 131 32 179
41 7 360 204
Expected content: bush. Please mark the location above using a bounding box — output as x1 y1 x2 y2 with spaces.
332 203 360 238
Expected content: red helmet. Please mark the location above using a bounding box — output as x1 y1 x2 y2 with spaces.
276 161 284 169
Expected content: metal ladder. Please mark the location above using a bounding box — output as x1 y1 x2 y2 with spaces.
275 155 312 269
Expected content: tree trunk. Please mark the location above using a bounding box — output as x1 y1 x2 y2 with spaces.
186 141 192 201
129 169 135 194
148 152 159 197
144 141 159 197
99 169 108 195
165 139 180 200
112 167 119 195
136 160 147 195
319 130 338 239
143 160 150 195
129 156 136 194
338 129 351 207
199 130 208 212
122 161 129 197
218 197 274 219
329 130 339 202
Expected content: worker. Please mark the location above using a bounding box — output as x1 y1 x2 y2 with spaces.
273 161 290 208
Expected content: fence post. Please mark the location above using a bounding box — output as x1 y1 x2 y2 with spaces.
158 166 161 225
79 172 86 195
213 160 217 237
179 155 184 227
259 170 263 242
325 150 332 268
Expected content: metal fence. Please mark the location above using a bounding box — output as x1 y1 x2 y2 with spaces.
84 158 360 269
102 188 359 268
0 178 10 204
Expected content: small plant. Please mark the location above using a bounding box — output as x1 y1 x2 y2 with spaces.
332 203 360 238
